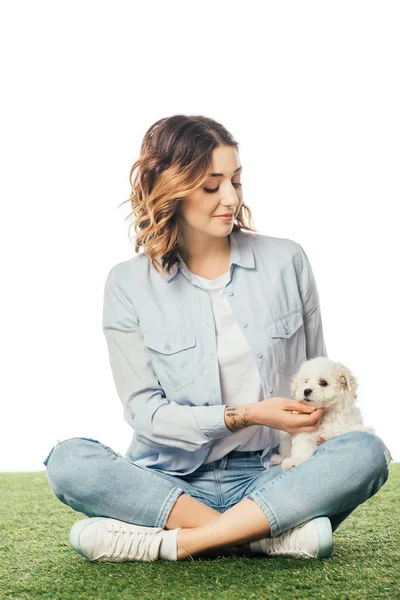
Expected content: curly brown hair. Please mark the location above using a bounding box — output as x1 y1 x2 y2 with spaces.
119 114 259 279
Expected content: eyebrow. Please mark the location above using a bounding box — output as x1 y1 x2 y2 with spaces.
208 166 242 177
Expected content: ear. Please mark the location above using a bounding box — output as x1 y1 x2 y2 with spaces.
336 362 358 400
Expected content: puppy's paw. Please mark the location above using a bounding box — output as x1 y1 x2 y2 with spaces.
282 456 304 471
270 453 284 465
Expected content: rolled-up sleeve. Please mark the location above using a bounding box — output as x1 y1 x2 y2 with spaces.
293 242 328 360
102 265 234 451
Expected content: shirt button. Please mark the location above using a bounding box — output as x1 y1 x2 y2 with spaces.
165 344 171 350
257 352 262 358
268 388 274 394
242 323 248 328
228 290 234 296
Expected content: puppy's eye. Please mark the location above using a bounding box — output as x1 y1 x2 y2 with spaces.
319 380 328 386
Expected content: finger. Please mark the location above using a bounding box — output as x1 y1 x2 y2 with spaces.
310 408 324 422
297 414 323 431
299 407 323 422
295 401 316 413
313 408 324 421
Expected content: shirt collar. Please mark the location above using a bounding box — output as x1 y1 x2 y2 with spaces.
160 228 256 282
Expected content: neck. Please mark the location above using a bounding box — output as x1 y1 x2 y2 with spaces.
178 234 231 266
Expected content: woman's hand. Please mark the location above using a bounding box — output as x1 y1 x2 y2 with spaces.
255 397 324 435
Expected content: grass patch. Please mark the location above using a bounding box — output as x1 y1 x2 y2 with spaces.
0 465 399 600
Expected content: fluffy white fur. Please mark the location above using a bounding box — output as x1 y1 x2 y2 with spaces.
270 357 376 472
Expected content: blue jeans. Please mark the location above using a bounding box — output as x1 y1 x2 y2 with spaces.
43 431 391 538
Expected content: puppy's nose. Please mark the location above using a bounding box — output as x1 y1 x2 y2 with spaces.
304 389 313 397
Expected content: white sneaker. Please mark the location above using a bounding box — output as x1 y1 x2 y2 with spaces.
253 516 333 559
69 517 167 562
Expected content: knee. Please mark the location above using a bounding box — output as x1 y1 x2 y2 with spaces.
43 437 101 493
337 430 391 479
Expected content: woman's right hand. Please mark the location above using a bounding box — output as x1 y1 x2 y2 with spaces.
256 397 324 434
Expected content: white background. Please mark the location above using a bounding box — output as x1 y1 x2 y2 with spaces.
1 1 399 471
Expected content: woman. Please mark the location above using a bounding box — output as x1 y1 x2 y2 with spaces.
43 114 390 563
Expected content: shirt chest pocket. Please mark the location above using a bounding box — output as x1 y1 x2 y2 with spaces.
142 329 197 391
266 308 306 372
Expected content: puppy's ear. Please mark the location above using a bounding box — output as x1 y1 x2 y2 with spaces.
336 362 358 400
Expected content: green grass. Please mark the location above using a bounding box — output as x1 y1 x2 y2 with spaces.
0 466 399 600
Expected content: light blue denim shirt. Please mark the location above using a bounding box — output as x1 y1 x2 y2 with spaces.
102 229 328 476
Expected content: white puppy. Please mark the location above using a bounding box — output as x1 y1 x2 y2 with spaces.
270 357 376 472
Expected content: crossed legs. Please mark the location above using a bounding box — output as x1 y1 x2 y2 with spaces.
165 493 271 560
165 430 391 561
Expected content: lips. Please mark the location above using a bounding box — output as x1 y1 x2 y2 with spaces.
215 214 234 217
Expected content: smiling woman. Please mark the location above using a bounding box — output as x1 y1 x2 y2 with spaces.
117 115 257 279
43 114 391 565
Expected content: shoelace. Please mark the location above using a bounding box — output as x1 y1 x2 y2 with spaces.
266 525 304 556
92 522 157 562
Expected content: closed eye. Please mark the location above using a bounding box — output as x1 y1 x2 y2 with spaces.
204 183 242 193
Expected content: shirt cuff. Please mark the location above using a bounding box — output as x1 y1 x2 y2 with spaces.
192 404 235 440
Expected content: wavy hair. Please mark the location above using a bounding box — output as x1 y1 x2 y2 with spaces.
118 114 259 279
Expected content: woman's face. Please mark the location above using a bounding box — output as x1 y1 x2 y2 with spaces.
177 145 243 238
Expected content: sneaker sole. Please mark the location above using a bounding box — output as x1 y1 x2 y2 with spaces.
313 517 333 559
69 517 108 561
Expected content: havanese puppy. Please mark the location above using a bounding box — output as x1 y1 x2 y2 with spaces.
270 357 377 472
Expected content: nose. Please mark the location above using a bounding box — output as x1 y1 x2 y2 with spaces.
222 201 239 212
223 185 242 207
304 388 313 398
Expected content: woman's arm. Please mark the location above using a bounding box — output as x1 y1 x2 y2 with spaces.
223 404 259 431
103 264 237 452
